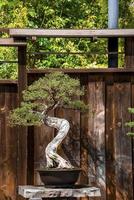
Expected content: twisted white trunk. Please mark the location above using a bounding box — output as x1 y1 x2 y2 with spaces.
43 116 74 168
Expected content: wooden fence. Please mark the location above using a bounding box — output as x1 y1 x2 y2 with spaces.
0 69 134 200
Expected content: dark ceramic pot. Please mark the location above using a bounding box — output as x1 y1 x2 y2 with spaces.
37 168 81 187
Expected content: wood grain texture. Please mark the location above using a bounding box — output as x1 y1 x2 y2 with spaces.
5 85 18 200
17 46 27 181
80 74 89 187
0 85 18 200
80 74 106 200
87 78 106 199
131 75 134 200
27 126 34 185
0 38 26 46
17 45 27 200
9 28 134 38
125 37 134 68
28 68 134 74
114 83 133 200
80 74 89 200
0 85 6 195
105 81 116 200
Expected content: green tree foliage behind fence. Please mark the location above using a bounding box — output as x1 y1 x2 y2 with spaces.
0 0 134 78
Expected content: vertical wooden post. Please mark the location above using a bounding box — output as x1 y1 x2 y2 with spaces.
108 37 118 68
18 45 27 101
125 37 134 68
17 44 28 187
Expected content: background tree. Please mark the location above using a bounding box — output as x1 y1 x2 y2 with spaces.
0 0 28 79
9 72 87 168
0 0 134 78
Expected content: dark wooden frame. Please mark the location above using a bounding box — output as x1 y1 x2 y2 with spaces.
1 28 134 68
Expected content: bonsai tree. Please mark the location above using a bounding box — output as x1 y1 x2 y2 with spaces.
9 72 87 168
126 108 134 136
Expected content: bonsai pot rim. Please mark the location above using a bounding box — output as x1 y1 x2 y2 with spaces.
36 167 82 171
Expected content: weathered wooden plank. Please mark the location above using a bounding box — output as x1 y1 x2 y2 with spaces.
94 81 106 200
105 80 116 200
0 115 7 199
80 74 89 188
27 126 35 185
0 38 26 46
10 28 134 38
131 75 134 200
17 45 28 192
5 85 18 200
0 28 9 34
0 85 18 200
80 74 89 200
0 85 6 197
86 79 106 200
114 82 133 200
0 80 17 85
80 75 106 200
125 37 134 68
28 68 134 75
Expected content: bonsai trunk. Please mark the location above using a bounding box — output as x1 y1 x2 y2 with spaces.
43 115 74 168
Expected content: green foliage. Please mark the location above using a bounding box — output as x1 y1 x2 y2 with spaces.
26 0 108 69
0 63 18 79
119 0 134 28
9 102 42 126
30 38 107 69
126 108 134 136
0 1 28 79
0 47 18 79
0 1 28 28
0 0 134 78
9 72 87 126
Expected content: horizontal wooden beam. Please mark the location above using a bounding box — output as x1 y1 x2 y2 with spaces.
28 51 124 56
27 68 134 74
10 29 134 38
0 60 18 64
0 38 26 46
0 80 17 84
0 28 9 34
